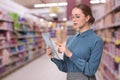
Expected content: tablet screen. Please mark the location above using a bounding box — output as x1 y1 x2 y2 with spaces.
41 33 60 59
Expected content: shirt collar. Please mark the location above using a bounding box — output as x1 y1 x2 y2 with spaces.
75 29 94 37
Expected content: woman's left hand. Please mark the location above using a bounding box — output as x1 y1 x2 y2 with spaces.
56 42 72 58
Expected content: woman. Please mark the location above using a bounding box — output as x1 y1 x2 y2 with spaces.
47 4 103 80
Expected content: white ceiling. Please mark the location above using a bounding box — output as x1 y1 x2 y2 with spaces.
12 0 67 22
8 0 104 22
13 0 66 8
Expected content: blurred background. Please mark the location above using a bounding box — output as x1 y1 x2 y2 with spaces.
0 0 120 80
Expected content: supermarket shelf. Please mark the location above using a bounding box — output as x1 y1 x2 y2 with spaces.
94 1 120 80
0 45 9 50
14 29 35 32
0 19 13 23
12 35 35 39
95 22 120 30
99 67 112 80
103 49 116 59
0 53 43 78
102 60 118 79
96 70 104 80
0 6 46 79
95 4 120 23
0 37 6 40
19 22 29 26
0 43 26 50
0 27 10 31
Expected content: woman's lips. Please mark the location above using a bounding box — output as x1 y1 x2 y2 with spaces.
74 23 78 26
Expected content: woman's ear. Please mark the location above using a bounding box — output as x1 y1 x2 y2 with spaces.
86 15 90 22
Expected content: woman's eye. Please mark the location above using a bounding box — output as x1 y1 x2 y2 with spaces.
76 16 80 18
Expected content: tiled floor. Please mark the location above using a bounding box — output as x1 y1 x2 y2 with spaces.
1 54 66 80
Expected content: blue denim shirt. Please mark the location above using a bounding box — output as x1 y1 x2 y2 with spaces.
51 29 103 76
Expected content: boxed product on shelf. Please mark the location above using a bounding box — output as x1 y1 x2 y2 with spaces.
8 13 19 21
17 45 25 51
22 25 29 32
114 12 120 23
114 0 120 6
0 10 3 19
0 66 6 75
104 0 114 12
2 49 10 65
19 17 27 23
0 50 2 65
92 4 105 20
104 14 113 27
0 21 11 30
95 19 104 30
13 22 21 30
48 27 56 38
27 18 34 30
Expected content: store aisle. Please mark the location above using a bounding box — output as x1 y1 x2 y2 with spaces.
1 54 66 80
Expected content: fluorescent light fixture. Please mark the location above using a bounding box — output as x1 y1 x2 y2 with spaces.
58 2 68 6
34 4 45 8
100 0 106 3
34 2 67 8
40 19 44 22
62 18 67 21
48 22 52 27
90 0 100 4
46 3 57 7
49 13 57 17
49 22 52 25
90 0 106 4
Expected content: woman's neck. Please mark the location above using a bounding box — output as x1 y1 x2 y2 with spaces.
78 24 90 33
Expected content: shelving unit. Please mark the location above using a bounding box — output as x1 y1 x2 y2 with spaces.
94 0 120 80
0 10 46 78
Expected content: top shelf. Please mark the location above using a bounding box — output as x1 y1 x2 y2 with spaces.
95 4 120 23
0 19 30 26
0 19 13 23
94 22 120 30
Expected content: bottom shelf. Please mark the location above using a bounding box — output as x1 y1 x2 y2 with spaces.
0 52 45 79
96 70 104 80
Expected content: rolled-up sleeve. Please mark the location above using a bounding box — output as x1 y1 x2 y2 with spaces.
51 58 68 72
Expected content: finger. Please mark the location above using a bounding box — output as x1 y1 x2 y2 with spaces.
46 45 50 49
56 42 62 47
58 49 62 53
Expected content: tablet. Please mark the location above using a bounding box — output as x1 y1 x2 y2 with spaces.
41 33 60 59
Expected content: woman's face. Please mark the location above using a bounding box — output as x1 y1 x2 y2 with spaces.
71 8 89 29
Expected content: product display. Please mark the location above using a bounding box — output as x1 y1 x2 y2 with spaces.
94 0 120 80
1 0 120 80
0 9 46 78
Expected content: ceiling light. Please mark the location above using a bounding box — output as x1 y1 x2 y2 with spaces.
46 3 57 7
58 2 68 6
62 18 67 21
34 2 67 8
90 0 106 4
49 13 57 17
100 0 106 3
49 22 52 25
40 19 44 22
34 4 45 8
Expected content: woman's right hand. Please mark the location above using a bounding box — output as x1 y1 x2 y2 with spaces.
46 46 54 58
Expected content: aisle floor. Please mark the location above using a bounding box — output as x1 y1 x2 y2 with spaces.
2 54 66 80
